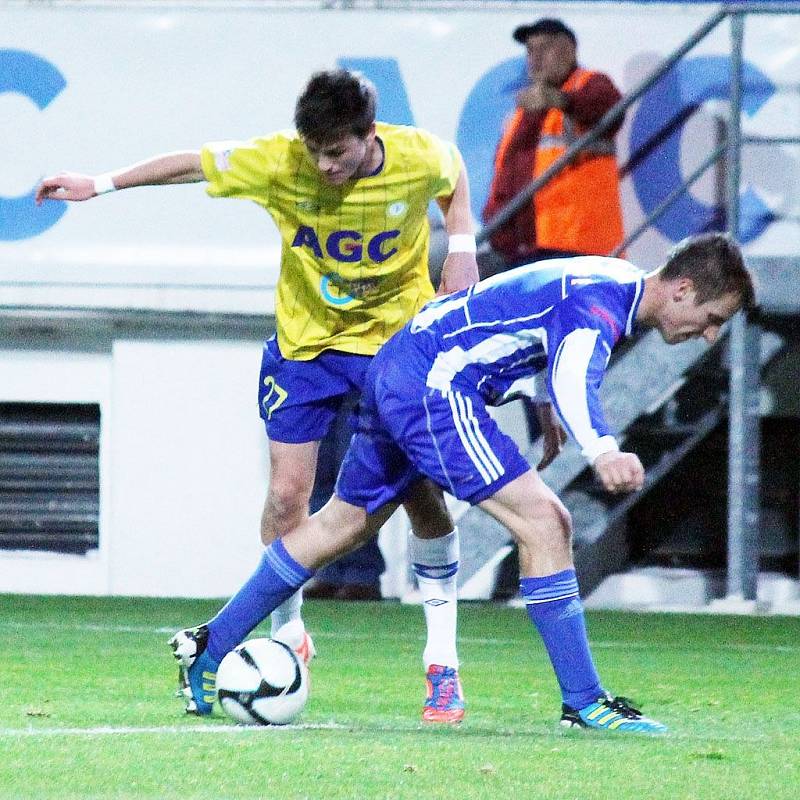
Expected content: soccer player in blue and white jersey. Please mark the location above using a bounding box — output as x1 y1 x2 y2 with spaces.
37 70 478 722
192 233 753 731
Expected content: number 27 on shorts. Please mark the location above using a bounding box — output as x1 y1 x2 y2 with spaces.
261 376 288 419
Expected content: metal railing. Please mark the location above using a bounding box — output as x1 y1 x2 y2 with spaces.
477 8 729 245
479 2 800 602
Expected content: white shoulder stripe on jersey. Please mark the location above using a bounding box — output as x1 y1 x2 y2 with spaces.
464 296 473 328
551 328 607 460
442 306 552 341
410 287 473 333
625 277 645 336
427 328 548 391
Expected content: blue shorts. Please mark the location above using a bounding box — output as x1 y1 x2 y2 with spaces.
258 336 371 444
336 331 531 513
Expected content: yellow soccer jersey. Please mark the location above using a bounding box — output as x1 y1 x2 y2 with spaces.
200 122 462 360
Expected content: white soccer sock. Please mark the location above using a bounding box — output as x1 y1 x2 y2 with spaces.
409 527 460 670
270 588 305 647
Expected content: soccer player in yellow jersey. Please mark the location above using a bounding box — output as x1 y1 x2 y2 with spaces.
37 69 478 722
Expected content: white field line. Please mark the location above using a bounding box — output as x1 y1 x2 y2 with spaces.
0 620 798 653
0 722 349 737
0 723 779 745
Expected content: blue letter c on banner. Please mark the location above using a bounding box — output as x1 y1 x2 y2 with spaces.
0 49 67 240
629 55 775 244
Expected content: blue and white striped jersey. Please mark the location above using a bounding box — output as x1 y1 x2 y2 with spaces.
408 256 645 462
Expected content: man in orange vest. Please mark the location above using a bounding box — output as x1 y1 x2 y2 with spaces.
483 18 626 270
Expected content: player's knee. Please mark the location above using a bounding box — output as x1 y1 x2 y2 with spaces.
516 494 572 550
542 494 572 540
552 499 573 546
263 476 313 538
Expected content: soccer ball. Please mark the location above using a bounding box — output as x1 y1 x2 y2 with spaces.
216 638 309 725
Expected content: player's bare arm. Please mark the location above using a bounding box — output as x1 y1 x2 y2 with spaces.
435 162 480 296
35 151 205 205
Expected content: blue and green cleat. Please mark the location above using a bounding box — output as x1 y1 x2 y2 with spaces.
560 693 667 734
169 624 220 716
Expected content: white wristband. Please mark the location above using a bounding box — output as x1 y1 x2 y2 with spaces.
448 234 477 254
583 435 620 464
93 173 117 195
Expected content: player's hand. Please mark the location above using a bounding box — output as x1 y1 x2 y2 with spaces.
535 403 567 470
436 252 479 296
35 173 96 205
593 451 645 494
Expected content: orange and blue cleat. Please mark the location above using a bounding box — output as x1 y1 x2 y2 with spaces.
422 664 465 723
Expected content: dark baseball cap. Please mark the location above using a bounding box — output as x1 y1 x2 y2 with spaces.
512 18 577 45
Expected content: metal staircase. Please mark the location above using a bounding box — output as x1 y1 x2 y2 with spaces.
463 5 800 602
567 328 785 594
458 256 796 596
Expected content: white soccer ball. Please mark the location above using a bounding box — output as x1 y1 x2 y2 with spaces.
216 638 309 725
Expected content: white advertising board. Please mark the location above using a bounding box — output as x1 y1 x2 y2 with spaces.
2 2 799 311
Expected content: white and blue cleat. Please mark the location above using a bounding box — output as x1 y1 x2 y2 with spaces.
169 624 220 716
560 693 667 734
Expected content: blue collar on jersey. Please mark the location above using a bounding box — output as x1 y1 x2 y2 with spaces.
367 137 385 177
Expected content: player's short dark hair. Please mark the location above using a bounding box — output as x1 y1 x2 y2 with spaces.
294 69 377 143
513 18 577 46
660 232 755 310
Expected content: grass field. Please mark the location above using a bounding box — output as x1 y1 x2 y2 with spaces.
1 595 798 800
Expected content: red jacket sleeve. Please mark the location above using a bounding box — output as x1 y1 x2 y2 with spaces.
563 72 624 134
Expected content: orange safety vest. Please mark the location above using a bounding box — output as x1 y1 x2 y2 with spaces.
533 68 624 255
491 68 624 257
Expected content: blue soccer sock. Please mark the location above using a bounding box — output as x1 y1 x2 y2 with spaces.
206 540 314 663
520 568 603 711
